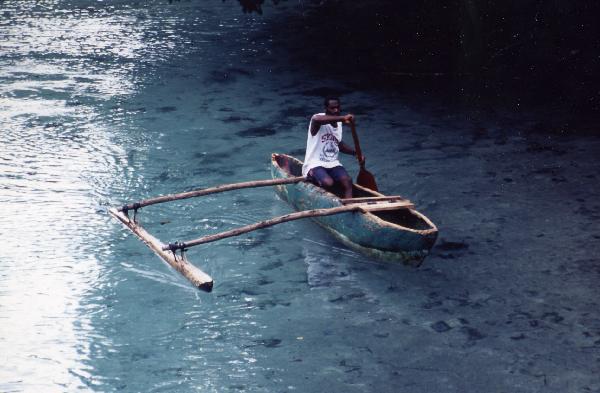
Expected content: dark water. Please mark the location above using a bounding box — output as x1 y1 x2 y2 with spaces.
1 1 599 392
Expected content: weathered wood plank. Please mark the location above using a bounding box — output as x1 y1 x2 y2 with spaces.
120 176 306 212
341 196 409 204
162 204 363 251
356 201 414 212
109 208 213 292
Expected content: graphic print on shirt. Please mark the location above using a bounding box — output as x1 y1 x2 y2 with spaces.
319 132 339 162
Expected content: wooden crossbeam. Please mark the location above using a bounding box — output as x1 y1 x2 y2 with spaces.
120 176 306 212
341 196 409 204
162 200 415 252
162 204 362 251
354 200 414 212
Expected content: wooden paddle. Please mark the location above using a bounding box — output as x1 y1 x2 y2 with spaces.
349 120 378 191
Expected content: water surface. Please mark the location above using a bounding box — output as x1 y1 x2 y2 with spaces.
1 1 599 392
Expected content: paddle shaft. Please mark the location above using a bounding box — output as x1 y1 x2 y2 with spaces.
349 120 364 166
348 120 378 191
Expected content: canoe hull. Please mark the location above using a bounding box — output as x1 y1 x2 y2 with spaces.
271 154 438 265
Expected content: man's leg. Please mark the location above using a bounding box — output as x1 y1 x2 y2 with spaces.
308 167 335 188
329 166 353 199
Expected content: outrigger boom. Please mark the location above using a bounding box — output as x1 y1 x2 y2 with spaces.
110 175 414 292
119 176 306 213
162 200 413 252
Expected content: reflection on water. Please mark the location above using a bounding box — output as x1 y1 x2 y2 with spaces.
1 0 306 391
0 1 195 390
302 238 361 288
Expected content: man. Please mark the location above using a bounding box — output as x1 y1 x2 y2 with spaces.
302 96 363 199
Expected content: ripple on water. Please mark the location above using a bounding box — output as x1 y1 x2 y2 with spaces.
0 1 200 390
0 1 416 392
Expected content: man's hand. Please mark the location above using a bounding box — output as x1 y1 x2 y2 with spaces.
358 154 366 166
342 114 355 124
351 150 365 165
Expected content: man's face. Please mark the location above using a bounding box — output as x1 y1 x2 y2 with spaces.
325 100 341 116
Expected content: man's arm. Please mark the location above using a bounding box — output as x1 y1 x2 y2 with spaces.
338 141 356 156
310 114 354 135
339 141 365 165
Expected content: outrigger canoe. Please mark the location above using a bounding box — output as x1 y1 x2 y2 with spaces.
109 155 438 292
271 153 438 264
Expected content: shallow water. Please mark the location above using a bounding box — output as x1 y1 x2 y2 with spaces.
1 1 599 392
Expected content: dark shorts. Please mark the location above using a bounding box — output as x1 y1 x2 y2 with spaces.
307 166 350 187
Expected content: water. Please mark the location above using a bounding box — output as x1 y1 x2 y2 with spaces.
1 1 599 392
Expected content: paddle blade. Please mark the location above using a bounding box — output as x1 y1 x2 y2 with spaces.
357 167 378 191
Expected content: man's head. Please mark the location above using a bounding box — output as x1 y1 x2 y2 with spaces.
324 96 341 116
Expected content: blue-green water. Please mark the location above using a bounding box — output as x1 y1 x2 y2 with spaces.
1 1 599 392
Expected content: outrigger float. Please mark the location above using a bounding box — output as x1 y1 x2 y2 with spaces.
109 154 438 292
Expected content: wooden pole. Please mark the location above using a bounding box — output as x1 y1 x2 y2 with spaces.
162 204 363 251
341 196 409 204
109 208 214 292
120 176 306 212
349 121 378 191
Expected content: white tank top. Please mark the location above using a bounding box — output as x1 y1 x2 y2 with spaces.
302 113 343 176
